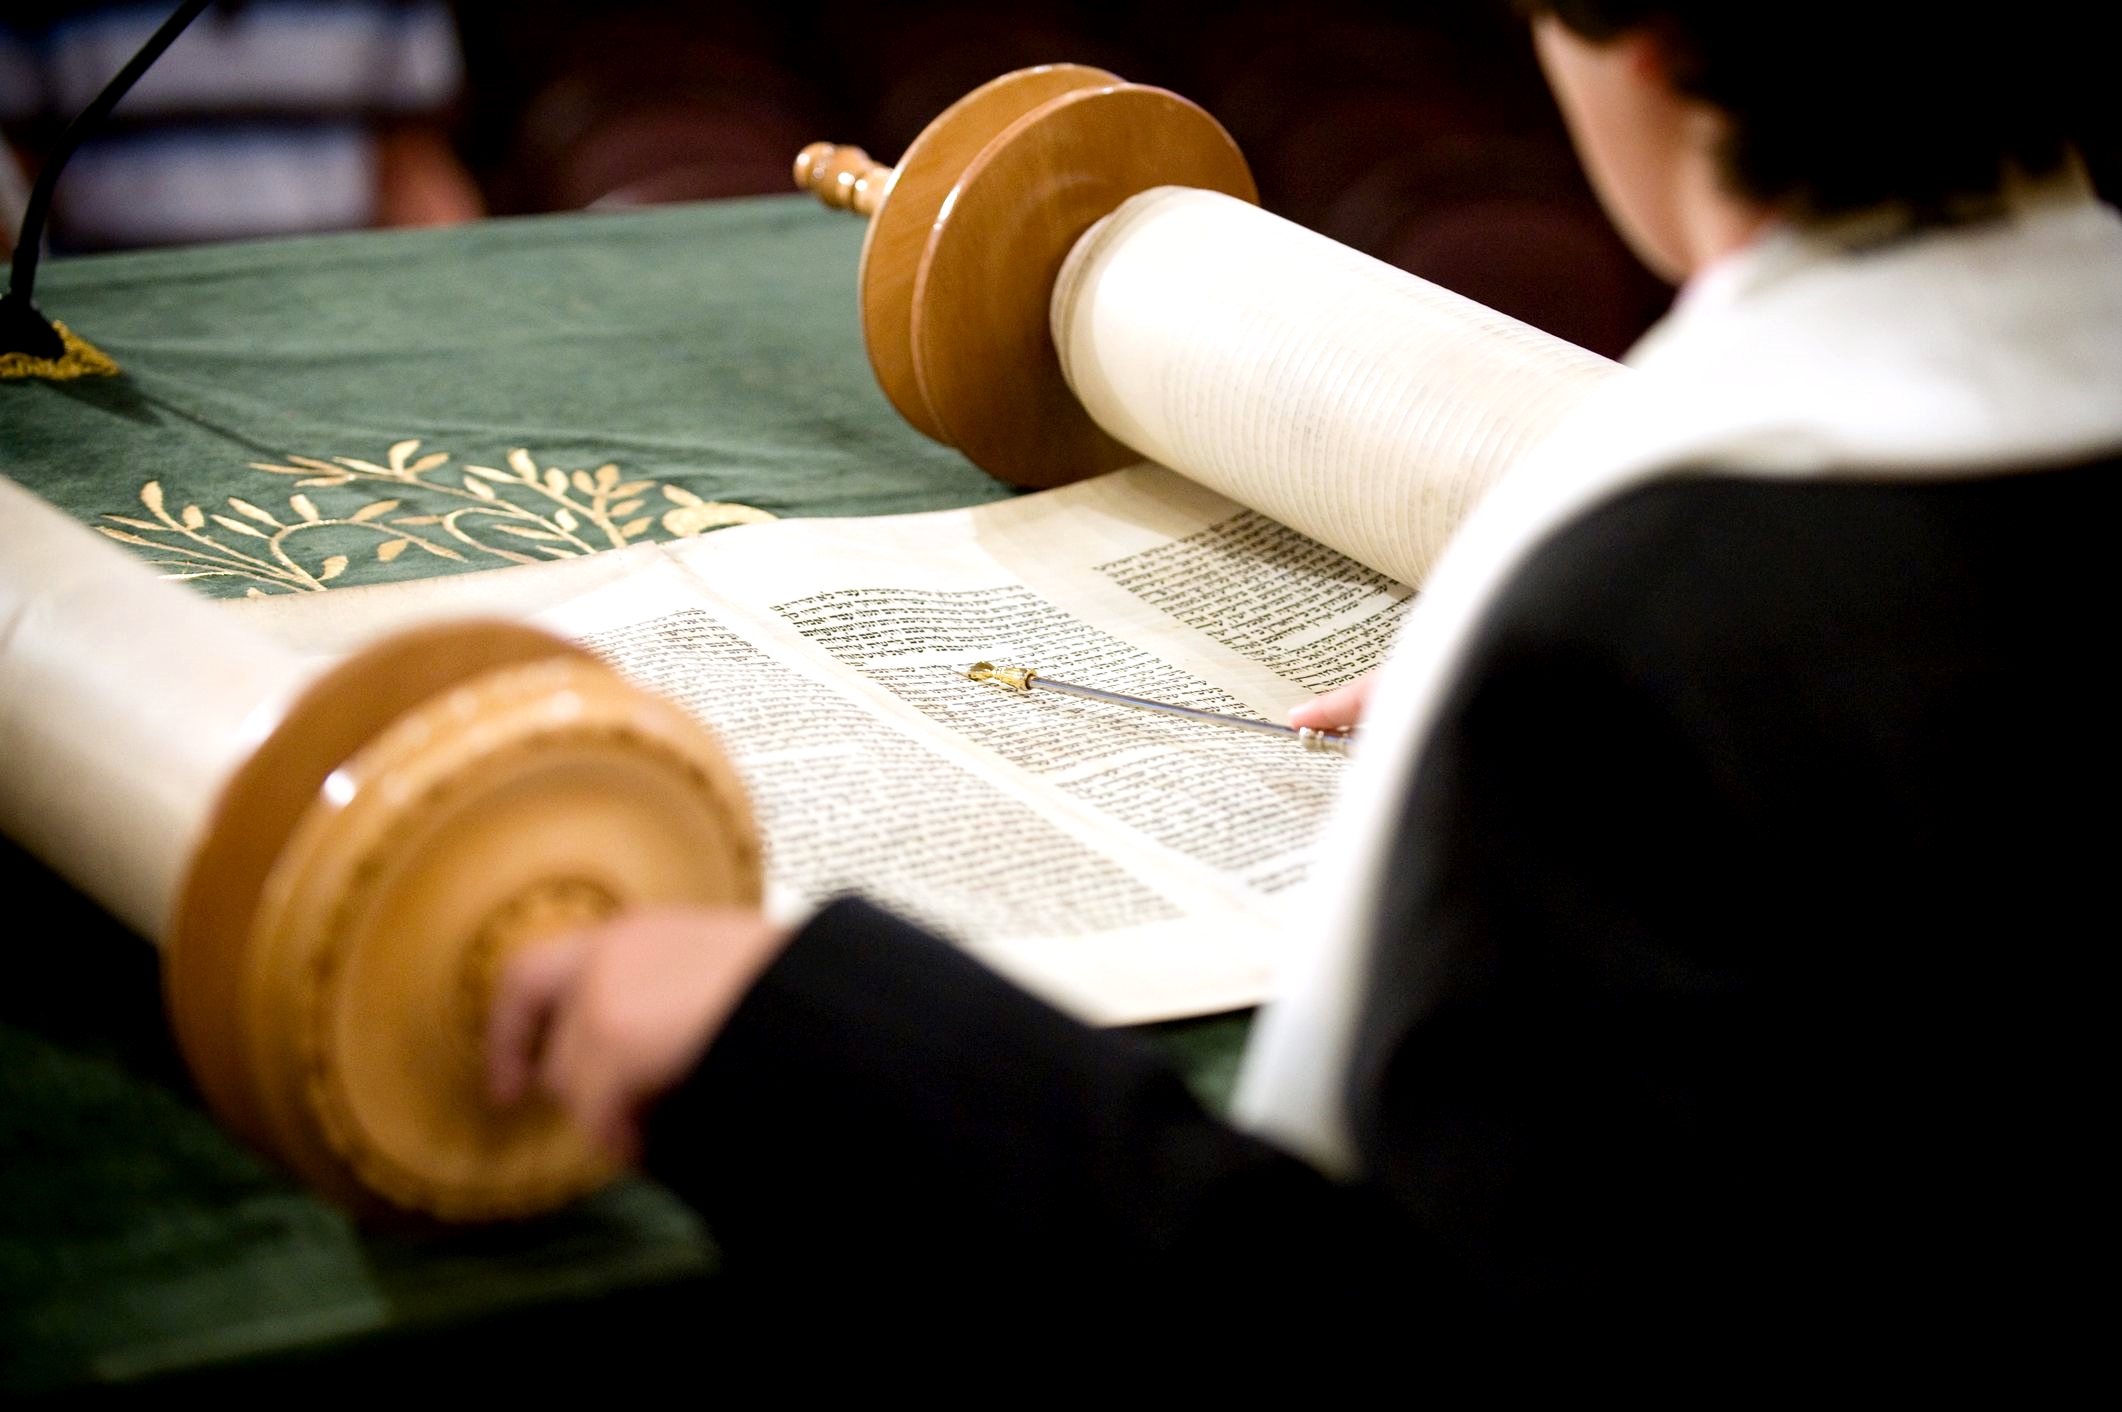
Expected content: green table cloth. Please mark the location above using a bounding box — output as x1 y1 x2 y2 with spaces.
0 196 1248 1395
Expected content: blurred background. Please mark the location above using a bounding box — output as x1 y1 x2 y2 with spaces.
4 1 1698 357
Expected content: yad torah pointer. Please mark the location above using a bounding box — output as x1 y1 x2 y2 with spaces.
966 661 1355 755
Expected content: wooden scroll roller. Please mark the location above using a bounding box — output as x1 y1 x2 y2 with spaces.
798 66 1623 590
794 64 1258 490
0 475 760 1221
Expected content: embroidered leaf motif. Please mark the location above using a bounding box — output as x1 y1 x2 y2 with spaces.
662 498 778 537
101 439 773 593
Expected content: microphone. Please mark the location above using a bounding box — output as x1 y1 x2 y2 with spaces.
0 0 215 362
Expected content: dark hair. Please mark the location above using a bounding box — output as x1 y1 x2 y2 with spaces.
1519 2 2093 219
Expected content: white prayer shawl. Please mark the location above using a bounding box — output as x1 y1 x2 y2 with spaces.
1233 191 2122 1175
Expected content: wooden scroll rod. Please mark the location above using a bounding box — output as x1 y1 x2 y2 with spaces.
793 65 1258 489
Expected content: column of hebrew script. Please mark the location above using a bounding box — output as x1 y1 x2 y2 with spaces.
579 607 1182 942
1094 509 1411 693
775 583 1348 896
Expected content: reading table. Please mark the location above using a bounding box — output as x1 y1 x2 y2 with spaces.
0 195 1250 1396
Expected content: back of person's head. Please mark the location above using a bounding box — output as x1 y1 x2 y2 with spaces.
1517 1 2094 221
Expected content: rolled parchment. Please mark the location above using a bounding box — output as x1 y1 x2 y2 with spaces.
1054 187 1623 587
1 474 314 939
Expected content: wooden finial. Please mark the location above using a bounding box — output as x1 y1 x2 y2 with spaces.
797 67 1256 488
793 141 892 216
795 66 1126 445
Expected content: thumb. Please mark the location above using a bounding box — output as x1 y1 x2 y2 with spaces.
486 935 588 1106
1289 673 1376 731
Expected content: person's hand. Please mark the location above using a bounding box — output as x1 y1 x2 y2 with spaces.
1288 674 1376 733
487 908 791 1164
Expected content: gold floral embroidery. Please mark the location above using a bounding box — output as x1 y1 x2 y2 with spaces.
0 320 120 380
95 439 775 595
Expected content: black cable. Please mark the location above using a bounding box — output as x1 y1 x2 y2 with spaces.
1 0 218 359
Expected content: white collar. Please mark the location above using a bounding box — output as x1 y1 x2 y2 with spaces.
1623 190 2122 472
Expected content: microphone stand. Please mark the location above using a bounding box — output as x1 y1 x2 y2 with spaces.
0 0 216 360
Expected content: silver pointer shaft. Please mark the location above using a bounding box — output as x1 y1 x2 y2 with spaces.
964 662 1355 755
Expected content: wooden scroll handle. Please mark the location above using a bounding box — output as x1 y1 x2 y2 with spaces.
169 622 763 1223
794 142 892 217
793 67 1257 489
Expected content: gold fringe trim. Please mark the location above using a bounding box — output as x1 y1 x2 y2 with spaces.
0 320 121 380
